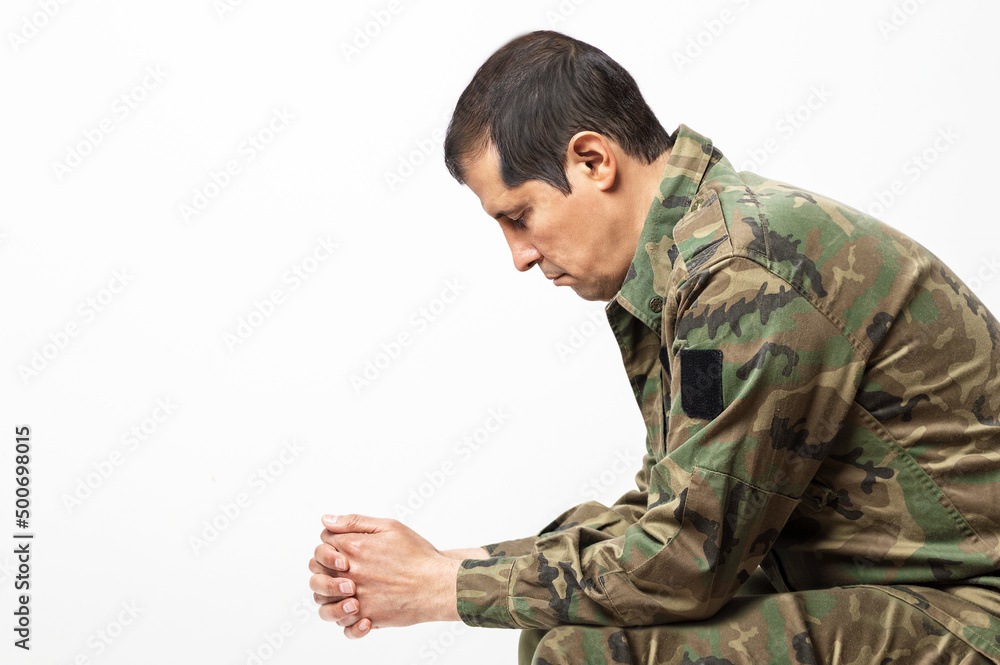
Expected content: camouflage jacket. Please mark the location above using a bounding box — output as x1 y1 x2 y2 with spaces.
456 124 1000 652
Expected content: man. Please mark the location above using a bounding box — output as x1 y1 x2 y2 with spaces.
309 30 1000 663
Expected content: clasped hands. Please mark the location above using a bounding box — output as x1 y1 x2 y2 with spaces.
307 514 488 639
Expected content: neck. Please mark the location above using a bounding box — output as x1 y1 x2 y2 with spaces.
626 146 673 244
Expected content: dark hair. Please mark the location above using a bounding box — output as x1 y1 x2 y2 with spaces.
444 30 672 194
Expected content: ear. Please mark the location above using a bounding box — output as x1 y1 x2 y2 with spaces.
565 131 618 192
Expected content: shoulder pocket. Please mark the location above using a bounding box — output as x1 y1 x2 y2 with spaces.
674 189 731 273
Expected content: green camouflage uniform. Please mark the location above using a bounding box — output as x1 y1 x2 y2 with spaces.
455 125 1000 663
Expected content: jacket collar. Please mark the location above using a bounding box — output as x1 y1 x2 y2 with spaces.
609 124 717 333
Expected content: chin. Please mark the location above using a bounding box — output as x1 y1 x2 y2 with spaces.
571 284 613 302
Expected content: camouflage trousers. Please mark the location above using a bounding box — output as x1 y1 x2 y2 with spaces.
516 575 1000 664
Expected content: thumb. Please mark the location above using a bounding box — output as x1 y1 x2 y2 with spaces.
322 513 389 534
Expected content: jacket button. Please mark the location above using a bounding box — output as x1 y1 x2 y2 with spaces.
649 297 663 313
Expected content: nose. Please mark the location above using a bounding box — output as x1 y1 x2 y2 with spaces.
500 225 541 272
507 236 541 272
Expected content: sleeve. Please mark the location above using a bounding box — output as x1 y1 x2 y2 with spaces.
456 259 866 629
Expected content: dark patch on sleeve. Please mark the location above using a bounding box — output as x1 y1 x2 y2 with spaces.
832 488 864 520
483 544 505 556
746 219 827 298
866 312 895 350
928 557 964 581
677 282 799 340
607 631 632 664
830 447 895 494
770 416 831 461
735 342 800 380
856 390 930 423
791 631 818 664
461 557 502 570
536 552 584 624
680 349 723 419
663 195 693 209
684 505 722 571
973 396 1000 427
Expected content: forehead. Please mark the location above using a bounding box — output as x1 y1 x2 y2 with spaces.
462 148 524 219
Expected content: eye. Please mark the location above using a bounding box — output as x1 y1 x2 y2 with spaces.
509 210 528 229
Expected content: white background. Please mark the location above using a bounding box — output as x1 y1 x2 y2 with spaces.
3 1 998 663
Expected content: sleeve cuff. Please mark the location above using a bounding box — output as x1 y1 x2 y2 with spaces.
455 556 519 628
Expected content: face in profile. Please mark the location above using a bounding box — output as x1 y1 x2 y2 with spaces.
461 144 638 302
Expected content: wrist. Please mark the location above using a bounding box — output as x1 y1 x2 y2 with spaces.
433 555 462 622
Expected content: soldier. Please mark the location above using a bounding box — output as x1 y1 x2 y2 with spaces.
309 30 1000 663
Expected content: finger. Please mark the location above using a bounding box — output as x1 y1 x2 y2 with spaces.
336 612 362 628
318 597 361 623
314 543 349 572
313 592 338 605
308 556 339 578
309 573 355 598
344 617 373 639
321 513 394 535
